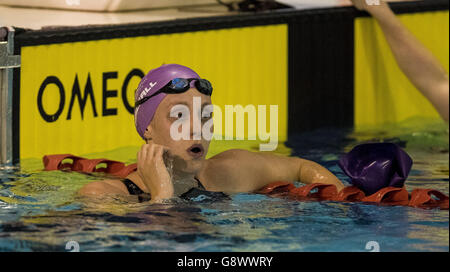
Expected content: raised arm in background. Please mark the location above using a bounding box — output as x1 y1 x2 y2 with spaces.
352 0 449 122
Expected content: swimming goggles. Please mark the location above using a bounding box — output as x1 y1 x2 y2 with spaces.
135 78 213 107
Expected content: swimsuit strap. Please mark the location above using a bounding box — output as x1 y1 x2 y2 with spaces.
121 178 151 202
194 177 206 190
121 177 212 203
182 177 230 202
123 177 204 193
122 178 145 195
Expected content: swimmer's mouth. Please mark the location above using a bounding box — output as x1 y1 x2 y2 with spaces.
187 144 204 159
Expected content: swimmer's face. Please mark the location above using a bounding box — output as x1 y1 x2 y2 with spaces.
144 88 213 174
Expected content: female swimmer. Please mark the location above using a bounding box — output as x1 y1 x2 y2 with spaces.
79 64 345 203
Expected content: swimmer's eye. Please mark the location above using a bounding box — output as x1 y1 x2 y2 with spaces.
202 113 212 120
168 111 188 121
202 109 213 121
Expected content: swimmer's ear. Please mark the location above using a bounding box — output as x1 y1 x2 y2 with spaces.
143 124 154 143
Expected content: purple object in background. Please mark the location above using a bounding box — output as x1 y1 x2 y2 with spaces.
338 143 413 196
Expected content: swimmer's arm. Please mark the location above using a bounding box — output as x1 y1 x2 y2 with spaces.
294 157 345 191
203 149 345 193
78 180 129 197
362 1 449 122
78 179 165 204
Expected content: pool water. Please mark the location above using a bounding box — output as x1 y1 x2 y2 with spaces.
0 117 448 252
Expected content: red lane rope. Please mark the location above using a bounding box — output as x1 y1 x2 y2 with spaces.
42 154 449 209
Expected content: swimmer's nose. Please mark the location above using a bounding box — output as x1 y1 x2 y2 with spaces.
190 111 203 140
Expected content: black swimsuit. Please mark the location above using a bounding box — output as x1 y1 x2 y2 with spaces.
121 178 228 203
121 178 152 202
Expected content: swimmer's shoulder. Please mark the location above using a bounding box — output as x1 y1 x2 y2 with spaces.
78 178 130 197
203 149 249 170
207 149 254 162
199 149 254 191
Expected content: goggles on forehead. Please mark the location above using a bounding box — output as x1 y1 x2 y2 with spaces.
135 78 213 107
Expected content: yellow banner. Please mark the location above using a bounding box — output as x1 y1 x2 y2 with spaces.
20 24 288 160
354 11 449 127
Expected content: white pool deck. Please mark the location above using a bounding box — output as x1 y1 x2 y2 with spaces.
0 4 232 30
0 0 360 30
0 0 418 30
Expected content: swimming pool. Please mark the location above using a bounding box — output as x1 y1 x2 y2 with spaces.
0 117 448 252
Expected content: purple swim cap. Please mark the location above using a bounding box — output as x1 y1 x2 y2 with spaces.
134 64 200 140
338 143 413 195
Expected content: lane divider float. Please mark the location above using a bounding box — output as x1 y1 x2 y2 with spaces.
42 143 448 209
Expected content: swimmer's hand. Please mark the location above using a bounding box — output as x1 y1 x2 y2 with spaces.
295 158 346 192
137 142 174 203
351 0 389 15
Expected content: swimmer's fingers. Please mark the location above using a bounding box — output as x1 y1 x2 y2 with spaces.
152 145 172 168
147 143 156 161
138 143 170 164
351 0 372 11
351 0 365 10
153 146 166 166
137 144 154 168
351 0 388 13
153 145 163 157
137 144 147 167
136 142 174 200
147 142 171 159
